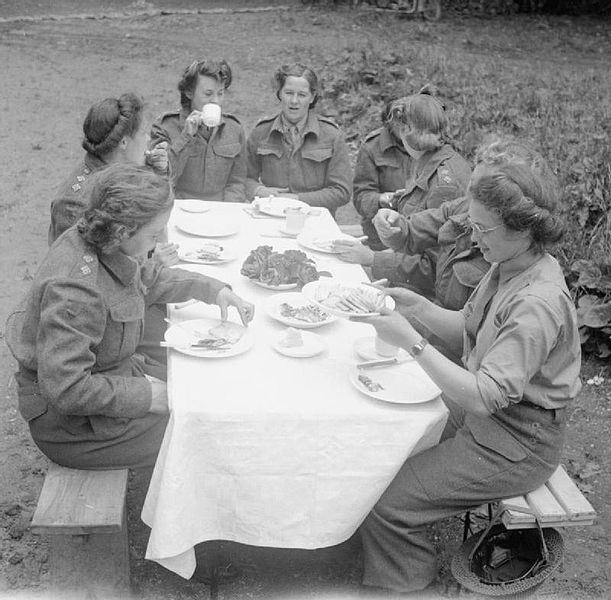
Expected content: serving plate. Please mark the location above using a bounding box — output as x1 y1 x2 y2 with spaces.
251 280 299 291
349 363 440 404
265 292 337 329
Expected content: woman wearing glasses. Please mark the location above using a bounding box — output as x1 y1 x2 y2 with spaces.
358 139 581 595
245 63 351 219
150 58 246 202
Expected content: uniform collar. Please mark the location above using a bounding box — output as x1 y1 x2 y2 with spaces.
84 152 108 173
497 248 544 284
271 110 319 138
379 127 405 153
98 250 139 286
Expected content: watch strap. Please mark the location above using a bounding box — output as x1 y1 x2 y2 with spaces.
409 338 429 357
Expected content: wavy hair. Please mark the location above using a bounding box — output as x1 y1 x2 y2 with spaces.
470 139 563 252
272 63 319 108
77 163 172 254
178 58 233 109
81 93 143 159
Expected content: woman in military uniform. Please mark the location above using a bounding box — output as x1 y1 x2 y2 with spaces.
150 58 246 202
7 164 254 470
357 140 581 595
336 88 470 278
246 63 351 218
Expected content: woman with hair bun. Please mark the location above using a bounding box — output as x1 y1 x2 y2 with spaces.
246 63 351 218
49 92 169 244
150 58 246 202
357 139 581 595
337 86 470 272
7 164 254 470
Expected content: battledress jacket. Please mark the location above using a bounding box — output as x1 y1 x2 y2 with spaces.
151 108 246 202
245 111 352 218
5 228 227 438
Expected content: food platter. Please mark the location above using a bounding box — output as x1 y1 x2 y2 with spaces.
178 242 236 265
175 214 239 238
349 363 440 404
272 329 326 358
302 280 395 318
176 199 211 213
296 232 361 254
164 318 254 358
253 196 309 218
265 292 337 329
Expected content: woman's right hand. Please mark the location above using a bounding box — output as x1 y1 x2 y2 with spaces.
148 379 169 414
184 111 203 136
386 286 429 318
255 185 290 198
373 209 404 246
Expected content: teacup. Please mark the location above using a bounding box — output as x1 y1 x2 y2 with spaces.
284 207 309 235
374 335 399 358
201 103 222 127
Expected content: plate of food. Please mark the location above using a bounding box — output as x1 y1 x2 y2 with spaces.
272 327 326 358
349 362 440 404
302 280 395 318
178 242 235 265
240 245 327 290
163 318 253 358
296 232 364 254
176 199 210 213
253 196 309 218
265 292 336 329
175 214 239 238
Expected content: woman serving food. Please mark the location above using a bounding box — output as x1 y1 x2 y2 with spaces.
357 139 581 595
7 164 253 470
246 63 352 219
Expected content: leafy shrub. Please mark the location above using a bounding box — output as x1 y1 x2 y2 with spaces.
315 39 611 355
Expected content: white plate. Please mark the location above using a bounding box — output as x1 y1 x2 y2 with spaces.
297 232 361 254
273 330 326 358
176 199 211 213
302 280 395 318
354 336 413 362
178 243 235 265
254 196 309 218
265 292 337 329
175 214 239 238
164 318 253 358
250 279 299 291
349 363 440 404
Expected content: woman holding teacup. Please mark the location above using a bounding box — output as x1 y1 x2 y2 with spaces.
357 139 581 595
150 58 247 202
246 63 352 219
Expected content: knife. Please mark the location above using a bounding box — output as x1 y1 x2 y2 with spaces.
356 357 399 370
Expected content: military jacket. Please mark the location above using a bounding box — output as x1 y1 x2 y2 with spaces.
245 111 352 217
151 108 246 202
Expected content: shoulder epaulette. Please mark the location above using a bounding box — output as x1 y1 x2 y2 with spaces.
254 114 277 127
223 112 241 125
364 127 384 142
317 114 340 129
158 110 181 122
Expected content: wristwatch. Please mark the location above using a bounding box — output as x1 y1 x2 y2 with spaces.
409 338 429 357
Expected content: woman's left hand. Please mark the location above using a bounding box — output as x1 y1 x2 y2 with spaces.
216 287 255 326
332 240 374 266
358 308 418 348
152 242 180 267
146 142 169 173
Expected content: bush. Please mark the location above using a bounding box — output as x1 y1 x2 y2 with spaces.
316 40 611 355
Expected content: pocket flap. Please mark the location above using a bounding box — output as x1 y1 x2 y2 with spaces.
109 298 145 322
302 146 333 163
256 144 283 158
468 417 527 462
213 142 241 158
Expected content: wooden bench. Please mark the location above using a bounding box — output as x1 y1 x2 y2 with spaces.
499 464 596 530
31 463 130 597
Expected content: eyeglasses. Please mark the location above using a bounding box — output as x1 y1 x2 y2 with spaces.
466 217 503 235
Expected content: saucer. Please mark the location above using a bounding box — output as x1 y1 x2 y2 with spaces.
354 336 412 362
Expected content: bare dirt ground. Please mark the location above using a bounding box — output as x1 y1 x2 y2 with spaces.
0 2 609 599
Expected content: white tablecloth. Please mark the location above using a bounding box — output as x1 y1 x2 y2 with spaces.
141 202 448 578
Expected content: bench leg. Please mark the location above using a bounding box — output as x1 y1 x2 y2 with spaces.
47 509 130 596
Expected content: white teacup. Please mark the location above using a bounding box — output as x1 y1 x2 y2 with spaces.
284 207 308 235
374 335 399 358
201 103 222 127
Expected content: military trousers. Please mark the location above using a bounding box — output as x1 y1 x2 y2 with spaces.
360 398 566 593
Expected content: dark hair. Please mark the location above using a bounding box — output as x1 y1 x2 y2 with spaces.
178 58 233 109
81 93 144 159
470 139 563 252
77 163 172 254
272 63 319 108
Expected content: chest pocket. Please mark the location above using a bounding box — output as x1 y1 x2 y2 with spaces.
301 145 333 190
208 142 242 192
97 297 145 369
213 142 241 159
